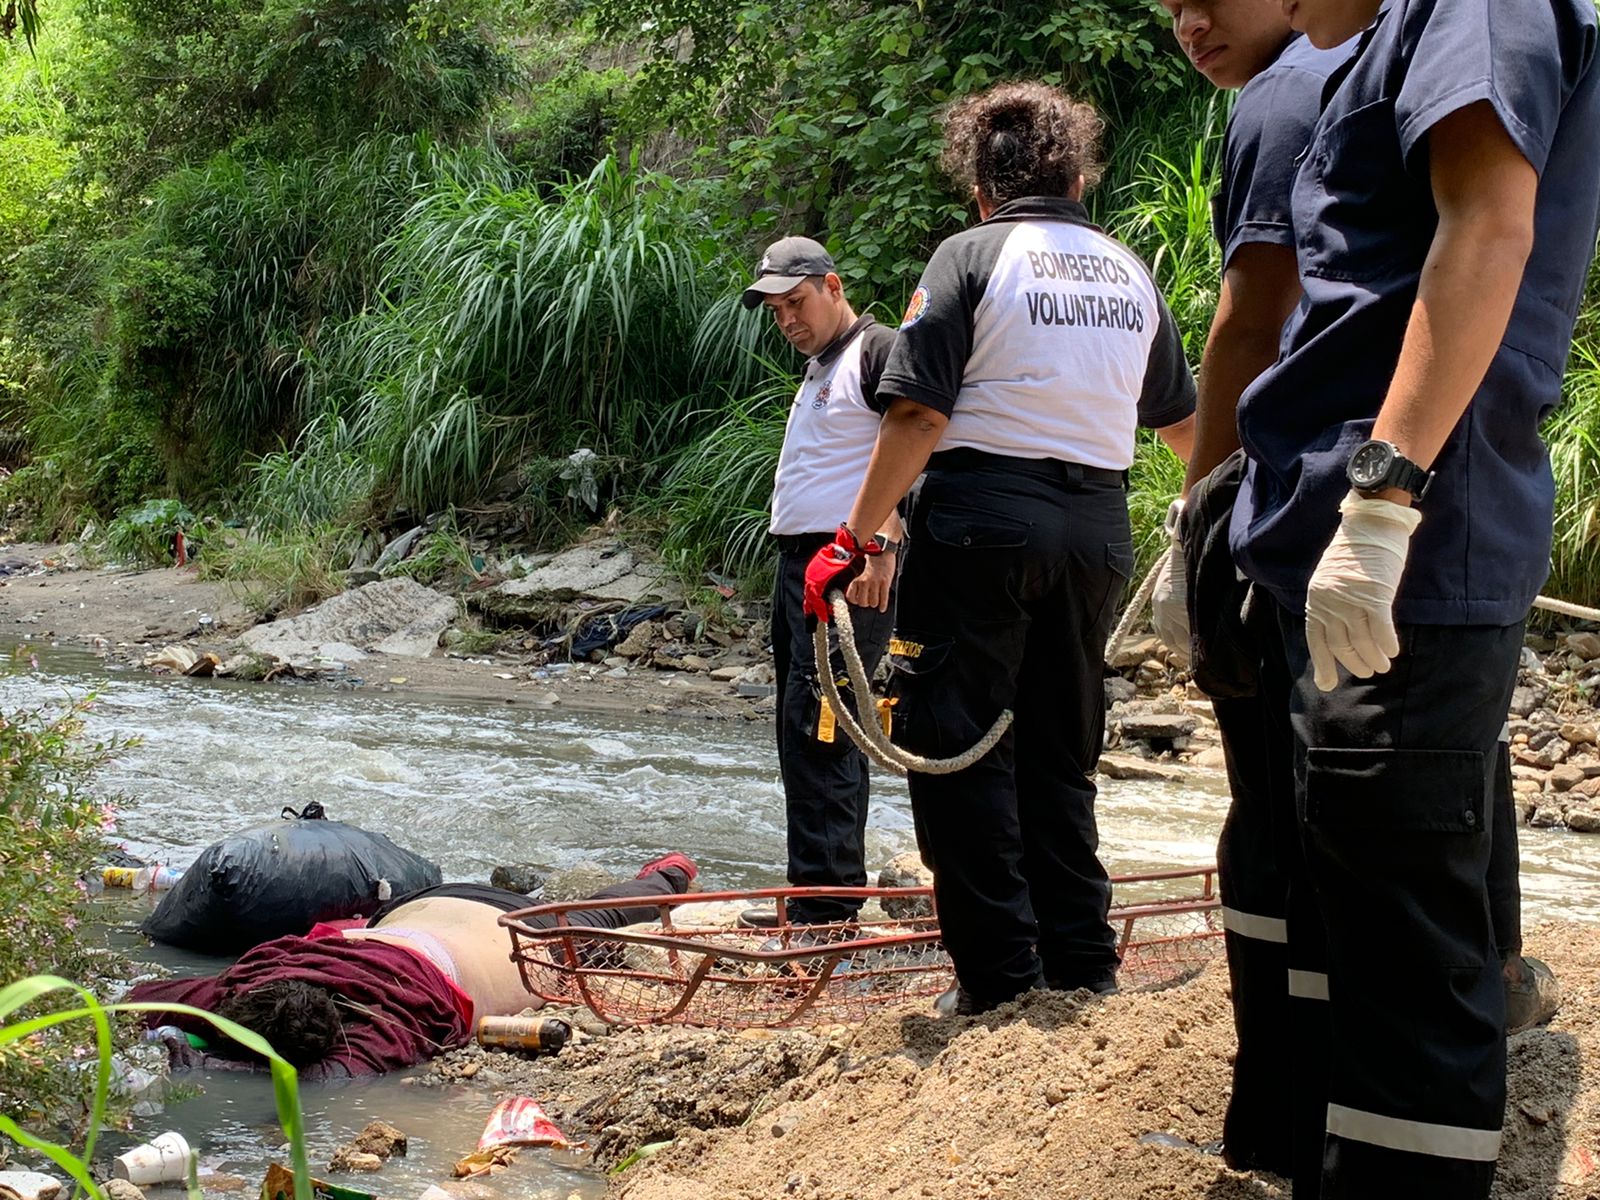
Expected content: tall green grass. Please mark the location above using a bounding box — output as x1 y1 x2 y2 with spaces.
127 136 513 455
291 156 767 514
657 366 794 588
1547 276 1600 609
1101 85 1225 573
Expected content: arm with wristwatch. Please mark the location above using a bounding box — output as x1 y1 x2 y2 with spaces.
1302 100 1537 691
843 509 904 614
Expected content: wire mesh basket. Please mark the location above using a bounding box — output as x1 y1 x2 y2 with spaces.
1106 867 1226 991
500 869 1224 1029
501 887 945 1029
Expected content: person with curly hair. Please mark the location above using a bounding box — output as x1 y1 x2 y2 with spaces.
805 82 1196 1015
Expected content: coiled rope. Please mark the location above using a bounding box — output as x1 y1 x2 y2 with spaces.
813 589 1012 777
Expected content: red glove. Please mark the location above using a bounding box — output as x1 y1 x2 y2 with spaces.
803 525 881 623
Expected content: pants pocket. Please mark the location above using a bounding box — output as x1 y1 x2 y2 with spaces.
1305 748 1486 834
1089 539 1136 631
887 633 954 758
921 503 1032 550
1304 747 1492 969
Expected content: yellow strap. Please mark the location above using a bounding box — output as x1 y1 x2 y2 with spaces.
877 696 896 738
816 695 836 744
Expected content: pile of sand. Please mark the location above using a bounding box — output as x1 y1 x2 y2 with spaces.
428 921 1598 1199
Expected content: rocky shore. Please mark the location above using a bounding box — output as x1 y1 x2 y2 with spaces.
4 535 1598 838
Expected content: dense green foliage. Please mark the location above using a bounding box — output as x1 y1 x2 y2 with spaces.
2 0 1599 603
0 663 124 1127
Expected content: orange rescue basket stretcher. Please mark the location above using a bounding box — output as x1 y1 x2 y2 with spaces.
499 866 1224 1029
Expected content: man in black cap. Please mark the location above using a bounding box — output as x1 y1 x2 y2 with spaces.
740 237 901 933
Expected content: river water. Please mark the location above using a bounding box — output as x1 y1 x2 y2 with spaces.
7 649 1597 1197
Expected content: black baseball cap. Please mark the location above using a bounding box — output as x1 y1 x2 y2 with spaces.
740 237 837 309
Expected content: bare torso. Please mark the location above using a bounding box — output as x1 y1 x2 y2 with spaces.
341 896 542 1019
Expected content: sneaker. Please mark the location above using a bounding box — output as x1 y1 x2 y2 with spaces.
635 852 698 886
1505 954 1560 1034
738 906 782 930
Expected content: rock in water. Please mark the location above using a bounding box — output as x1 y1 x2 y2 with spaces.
490 864 548 895
351 1121 408 1159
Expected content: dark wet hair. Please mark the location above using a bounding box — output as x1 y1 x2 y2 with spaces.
215 980 342 1068
941 82 1105 206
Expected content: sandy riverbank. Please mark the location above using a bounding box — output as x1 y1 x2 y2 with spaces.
417 921 1599 1200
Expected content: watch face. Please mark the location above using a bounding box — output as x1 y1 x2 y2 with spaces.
1349 441 1393 489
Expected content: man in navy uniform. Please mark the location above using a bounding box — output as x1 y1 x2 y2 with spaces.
1152 0 1555 1181
1221 0 1600 1194
742 237 902 933
1148 0 1356 1178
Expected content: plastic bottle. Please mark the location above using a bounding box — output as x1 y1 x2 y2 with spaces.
104 865 184 891
103 866 141 888
475 1016 570 1055
148 866 183 890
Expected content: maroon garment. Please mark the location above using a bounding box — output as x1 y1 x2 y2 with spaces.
129 933 471 1078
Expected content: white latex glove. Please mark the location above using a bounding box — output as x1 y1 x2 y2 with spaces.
1304 492 1423 691
1149 498 1190 669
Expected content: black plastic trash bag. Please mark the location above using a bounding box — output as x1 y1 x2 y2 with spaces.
141 818 442 953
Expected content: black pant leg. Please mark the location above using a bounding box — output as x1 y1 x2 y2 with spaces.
1278 610 1516 1200
893 471 1039 1005
558 868 689 931
772 551 795 776
773 542 887 925
1012 482 1128 990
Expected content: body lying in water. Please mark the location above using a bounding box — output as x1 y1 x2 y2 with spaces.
130 854 697 1077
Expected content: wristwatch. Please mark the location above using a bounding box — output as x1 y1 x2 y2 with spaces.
868 534 902 555
1346 439 1433 502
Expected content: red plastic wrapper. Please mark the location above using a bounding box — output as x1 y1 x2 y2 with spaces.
475 1097 570 1151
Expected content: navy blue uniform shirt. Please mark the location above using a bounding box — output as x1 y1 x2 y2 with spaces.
1231 0 1600 625
1213 33 1356 267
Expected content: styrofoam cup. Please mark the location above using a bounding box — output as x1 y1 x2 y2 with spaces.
112 1132 194 1185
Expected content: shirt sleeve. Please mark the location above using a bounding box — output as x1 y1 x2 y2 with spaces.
1395 0 1582 175
875 236 986 417
857 323 897 415
1216 64 1325 265
1137 294 1198 429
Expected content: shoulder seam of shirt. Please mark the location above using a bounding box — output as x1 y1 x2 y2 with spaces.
813 313 880 367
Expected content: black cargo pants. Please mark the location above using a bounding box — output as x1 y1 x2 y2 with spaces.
1218 593 1517 1198
1212 596 1524 1182
772 533 896 925
889 450 1133 1006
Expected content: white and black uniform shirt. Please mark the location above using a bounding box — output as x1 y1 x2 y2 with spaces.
770 315 896 536
877 197 1195 469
